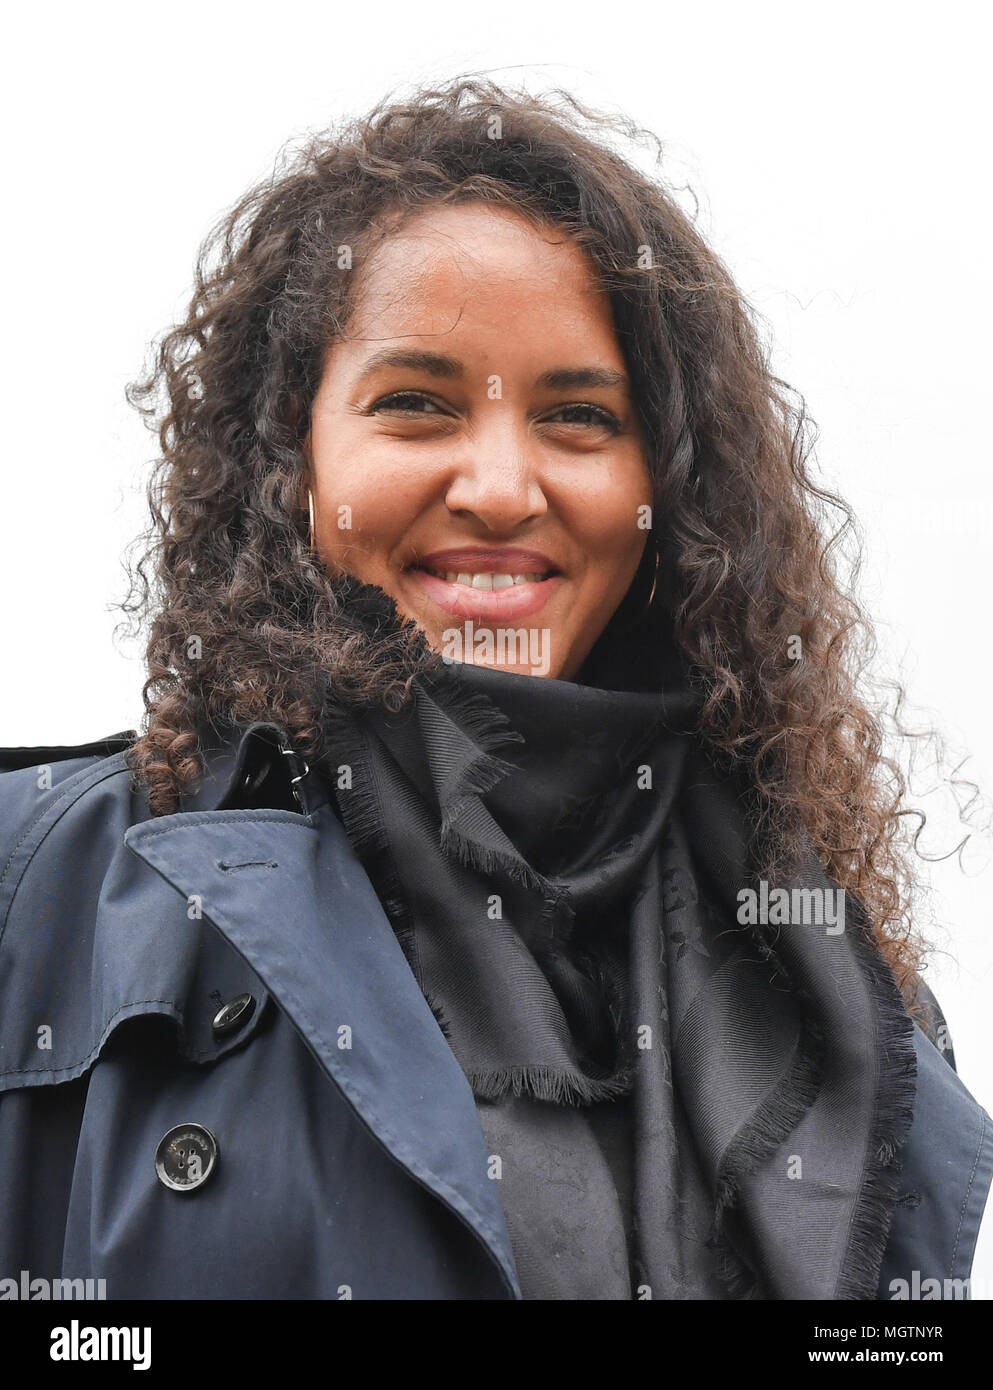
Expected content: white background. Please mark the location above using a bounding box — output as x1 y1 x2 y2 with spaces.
2 1 991 1286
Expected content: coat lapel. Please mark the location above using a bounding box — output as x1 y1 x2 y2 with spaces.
124 795 521 1298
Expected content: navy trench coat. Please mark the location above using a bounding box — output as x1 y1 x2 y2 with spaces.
1 720 990 1301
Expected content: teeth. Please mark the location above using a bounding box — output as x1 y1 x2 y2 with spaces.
432 570 549 586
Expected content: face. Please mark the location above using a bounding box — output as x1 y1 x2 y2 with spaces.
303 202 652 681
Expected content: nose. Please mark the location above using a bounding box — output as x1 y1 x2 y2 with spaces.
443 429 548 533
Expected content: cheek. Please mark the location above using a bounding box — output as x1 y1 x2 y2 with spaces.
313 442 424 556
569 464 652 572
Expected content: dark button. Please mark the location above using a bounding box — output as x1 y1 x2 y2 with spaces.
212 992 256 1036
155 1123 219 1192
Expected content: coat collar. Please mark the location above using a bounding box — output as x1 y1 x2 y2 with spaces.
174 719 330 818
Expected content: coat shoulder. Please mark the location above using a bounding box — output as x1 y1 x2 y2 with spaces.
0 732 141 912
0 729 137 774
904 974 958 1071
0 720 305 936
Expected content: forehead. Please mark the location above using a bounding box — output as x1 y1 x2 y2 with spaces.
343 201 617 346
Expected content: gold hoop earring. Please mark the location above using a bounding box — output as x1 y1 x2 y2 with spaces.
647 546 660 608
643 539 660 615
307 488 316 553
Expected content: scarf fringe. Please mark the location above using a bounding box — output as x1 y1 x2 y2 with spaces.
421 680 548 894
419 681 525 812
706 885 919 1300
320 705 391 857
467 1062 634 1107
319 700 424 969
438 812 581 946
832 908 918 1301
417 677 562 901
708 1013 828 1298
421 679 527 776
438 817 565 903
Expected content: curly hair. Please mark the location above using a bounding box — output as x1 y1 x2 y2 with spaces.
121 75 962 1000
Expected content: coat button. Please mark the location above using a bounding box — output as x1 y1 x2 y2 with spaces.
155 1123 219 1192
211 992 256 1036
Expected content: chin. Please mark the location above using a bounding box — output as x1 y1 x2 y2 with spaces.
421 617 563 680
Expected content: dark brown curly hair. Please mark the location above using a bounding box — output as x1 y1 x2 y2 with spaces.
120 75 968 1000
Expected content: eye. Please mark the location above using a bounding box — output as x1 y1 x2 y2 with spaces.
546 403 621 432
369 391 447 415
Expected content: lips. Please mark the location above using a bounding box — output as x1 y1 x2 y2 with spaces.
414 547 557 576
406 548 562 621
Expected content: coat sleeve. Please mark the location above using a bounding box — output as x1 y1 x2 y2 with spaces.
876 1013 993 1299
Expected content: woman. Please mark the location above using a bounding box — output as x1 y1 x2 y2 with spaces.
0 78 989 1302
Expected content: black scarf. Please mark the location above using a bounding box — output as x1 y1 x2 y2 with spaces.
317 580 917 1300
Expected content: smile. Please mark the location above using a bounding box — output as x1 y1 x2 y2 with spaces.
421 569 551 589
407 566 562 621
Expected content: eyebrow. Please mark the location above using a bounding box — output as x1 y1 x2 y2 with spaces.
354 348 629 392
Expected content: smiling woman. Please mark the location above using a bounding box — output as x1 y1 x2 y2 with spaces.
0 76 990 1304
